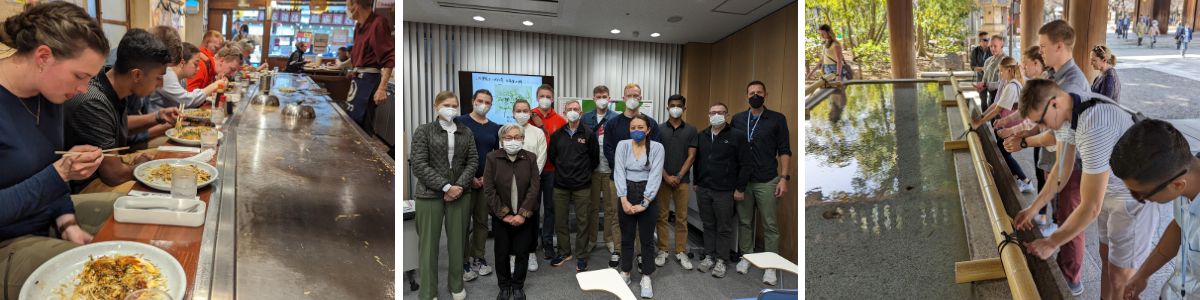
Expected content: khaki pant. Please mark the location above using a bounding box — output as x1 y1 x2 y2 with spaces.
415 197 468 300
656 183 689 254
1 192 120 299
738 177 781 254
554 187 593 259
591 172 617 251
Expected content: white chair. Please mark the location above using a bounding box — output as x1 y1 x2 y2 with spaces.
743 252 799 289
576 268 636 300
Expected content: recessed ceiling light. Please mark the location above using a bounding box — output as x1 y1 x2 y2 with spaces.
650 33 660 37
473 16 485 22
610 29 621 34
522 20 534 26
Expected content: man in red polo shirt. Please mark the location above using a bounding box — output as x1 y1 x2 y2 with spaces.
530 84 566 260
186 31 223 91
347 0 394 135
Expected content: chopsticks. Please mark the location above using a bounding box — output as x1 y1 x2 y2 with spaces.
175 103 185 129
56 146 129 157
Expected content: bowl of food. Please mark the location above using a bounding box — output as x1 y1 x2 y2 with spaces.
133 159 218 192
277 87 297 94
165 126 220 146
20 241 185 300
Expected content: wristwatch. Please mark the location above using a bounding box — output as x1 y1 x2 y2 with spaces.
57 219 78 237
780 175 791 181
1019 137 1028 149
155 111 166 124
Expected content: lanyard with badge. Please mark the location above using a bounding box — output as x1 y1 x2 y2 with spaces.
746 111 762 143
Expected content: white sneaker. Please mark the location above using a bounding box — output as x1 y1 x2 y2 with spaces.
622 272 631 285
763 269 777 286
528 253 539 272
697 255 715 273
476 258 493 276
639 275 654 298
654 251 668 267
1017 178 1035 193
676 253 693 270
736 259 749 274
451 289 467 300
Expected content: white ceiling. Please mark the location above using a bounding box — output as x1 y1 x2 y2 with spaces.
402 0 796 44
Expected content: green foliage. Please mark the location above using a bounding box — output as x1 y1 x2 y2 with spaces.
806 0 976 78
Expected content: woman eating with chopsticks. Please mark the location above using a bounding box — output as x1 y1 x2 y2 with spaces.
0 2 125 298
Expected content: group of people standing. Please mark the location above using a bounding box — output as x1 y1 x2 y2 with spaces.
964 19 1200 300
410 82 792 299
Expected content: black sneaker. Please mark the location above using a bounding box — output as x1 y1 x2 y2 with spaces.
513 287 527 300
550 255 572 267
542 241 556 260
609 252 620 268
497 287 512 300
576 258 589 272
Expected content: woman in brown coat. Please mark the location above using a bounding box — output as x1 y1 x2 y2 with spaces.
483 123 541 300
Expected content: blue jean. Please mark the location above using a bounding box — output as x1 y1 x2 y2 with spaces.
995 131 1027 181
1184 42 1190 56
823 64 849 80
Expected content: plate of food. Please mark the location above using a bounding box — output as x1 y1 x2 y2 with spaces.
165 126 221 146
134 159 218 191
277 87 297 93
20 241 185 300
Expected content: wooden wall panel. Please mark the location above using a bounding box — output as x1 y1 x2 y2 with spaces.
681 43 713 127
686 2 799 263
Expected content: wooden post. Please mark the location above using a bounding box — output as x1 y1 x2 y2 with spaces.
887 0 917 79
1154 0 1170 34
1069 0 1109 79
1022 0 1045 55
1186 0 1198 28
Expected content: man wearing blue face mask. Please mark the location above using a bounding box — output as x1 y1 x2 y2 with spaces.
603 83 661 268
730 80 792 286
1111 120 1199 300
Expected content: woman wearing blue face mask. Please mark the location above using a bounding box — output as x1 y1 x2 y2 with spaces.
410 90 478 300
613 114 665 298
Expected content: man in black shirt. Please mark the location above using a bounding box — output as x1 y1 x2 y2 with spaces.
286 42 308 73
729 80 792 286
693 102 750 278
970 32 991 81
64 29 176 193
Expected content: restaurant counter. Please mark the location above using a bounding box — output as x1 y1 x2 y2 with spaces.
196 73 395 299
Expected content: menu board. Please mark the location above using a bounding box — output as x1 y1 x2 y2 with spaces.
332 14 343 24
322 14 333 24
291 12 300 23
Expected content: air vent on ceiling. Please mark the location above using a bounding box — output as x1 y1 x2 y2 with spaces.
712 0 772 15
438 0 560 18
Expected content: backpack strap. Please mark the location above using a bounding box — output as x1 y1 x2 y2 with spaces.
1070 93 1147 130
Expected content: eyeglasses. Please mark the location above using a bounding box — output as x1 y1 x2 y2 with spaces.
982 39 990 42
1130 169 1188 203
1035 96 1055 125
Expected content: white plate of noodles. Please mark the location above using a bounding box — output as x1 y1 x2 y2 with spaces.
134 159 218 191
20 241 185 300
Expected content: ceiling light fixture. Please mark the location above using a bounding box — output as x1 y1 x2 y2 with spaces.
650 33 660 37
473 16 485 22
610 29 621 34
523 20 534 26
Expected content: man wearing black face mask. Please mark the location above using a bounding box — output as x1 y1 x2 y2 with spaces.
729 80 792 286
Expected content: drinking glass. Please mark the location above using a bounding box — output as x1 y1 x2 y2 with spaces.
124 289 172 300
200 130 218 153
210 108 226 131
170 164 197 200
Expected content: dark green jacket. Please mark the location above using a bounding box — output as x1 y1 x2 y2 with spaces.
410 120 479 199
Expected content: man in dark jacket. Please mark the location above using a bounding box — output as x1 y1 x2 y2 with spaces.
970 32 991 81
285 42 308 73
693 102 751 278
547 99 599 271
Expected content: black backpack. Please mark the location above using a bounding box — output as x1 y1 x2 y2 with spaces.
1070 93 1147 131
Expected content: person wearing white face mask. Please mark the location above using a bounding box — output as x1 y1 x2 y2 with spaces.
411 91 479 300
483 123 540 300
529 84 566 263
1110 120 1199 300
455 89 501 282
546 100 600 271
581 85 620 263
654 94 698 270
602 83 661 268
510 98 547 272
693 103 752 278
